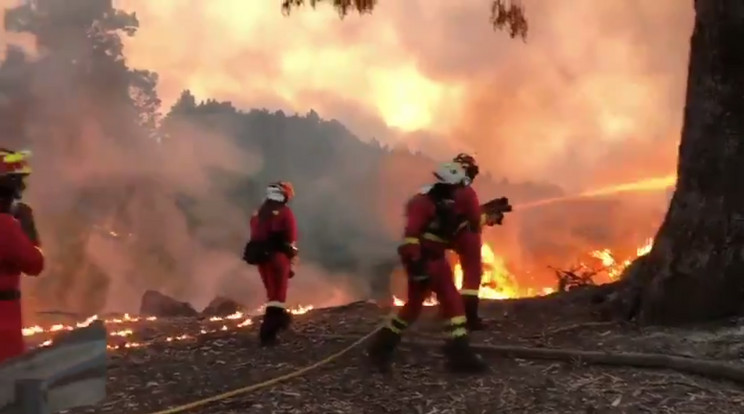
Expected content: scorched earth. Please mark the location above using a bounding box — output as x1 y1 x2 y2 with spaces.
25 282 744 414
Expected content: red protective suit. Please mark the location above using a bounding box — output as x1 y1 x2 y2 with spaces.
0 213 44 363
453 185 484 298
249 201 298 310
393 190 467 338
367 184 487 374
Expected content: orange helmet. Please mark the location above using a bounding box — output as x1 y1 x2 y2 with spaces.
453 152 479 181
266 181 295 203
0 148 32 176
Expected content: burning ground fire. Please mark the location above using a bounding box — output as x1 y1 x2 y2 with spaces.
46 175 664 343
23 305 314 350
392 237 654 307
589 238 653 280
25 239 655 347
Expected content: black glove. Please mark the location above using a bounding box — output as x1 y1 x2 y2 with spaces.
405 259 429 283
481 196 512 226
492 212 505 225
12 202 40 245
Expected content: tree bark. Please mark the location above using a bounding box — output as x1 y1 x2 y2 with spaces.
624 0 744 324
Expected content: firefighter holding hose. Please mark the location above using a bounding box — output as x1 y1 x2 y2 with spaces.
366 162 488 374
0 148 44 363
451 153 510 331
242 181 298 347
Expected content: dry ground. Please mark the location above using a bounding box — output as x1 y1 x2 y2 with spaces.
55 295 744 414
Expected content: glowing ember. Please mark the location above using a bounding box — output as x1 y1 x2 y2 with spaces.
637 238 653 256
392 295 437 307
208 311 245 322
111 329 133 337
22 313 156 337
290 304 314 315
237 318 253 328
23 303 313 350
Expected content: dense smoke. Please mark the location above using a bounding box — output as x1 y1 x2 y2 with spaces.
117 0 692 187
0 0 363 321
1 0 696 319
113 0 693 284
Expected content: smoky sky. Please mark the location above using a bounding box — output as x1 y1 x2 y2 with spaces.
115 0 693 191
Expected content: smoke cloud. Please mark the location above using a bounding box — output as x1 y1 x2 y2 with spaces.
0 0 364 322
1 0 698 319
117 0 692 187
112 0 695 290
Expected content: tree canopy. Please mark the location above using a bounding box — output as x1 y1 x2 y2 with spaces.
280 0 529 40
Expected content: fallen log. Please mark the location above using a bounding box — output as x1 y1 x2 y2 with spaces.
0 321 107 414
309 332 744 384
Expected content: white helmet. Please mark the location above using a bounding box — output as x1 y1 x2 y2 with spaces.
265 181 295 203
433 162 468 185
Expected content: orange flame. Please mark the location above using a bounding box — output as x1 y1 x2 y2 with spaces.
454 243 518 300
589 237 653 280
393 243 524 306
393 237 654 307
25 304 314 350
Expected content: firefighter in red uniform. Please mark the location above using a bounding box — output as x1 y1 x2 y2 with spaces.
0 149 44 364
243 181 298 346
366 162 488 374
451 153 489 331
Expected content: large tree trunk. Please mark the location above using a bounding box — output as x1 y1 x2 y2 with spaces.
623 0 744 324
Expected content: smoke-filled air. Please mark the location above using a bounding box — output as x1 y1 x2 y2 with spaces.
0 0 693 322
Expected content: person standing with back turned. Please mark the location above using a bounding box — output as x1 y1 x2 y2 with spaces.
451 153 488 331
451 153 512 331
242 181 298 347
366 162 488 374
0 148 44 363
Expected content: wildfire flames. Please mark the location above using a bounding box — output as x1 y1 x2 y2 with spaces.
24 238 656 348
393 237 654 307
23 304 314 350
589 238 653 280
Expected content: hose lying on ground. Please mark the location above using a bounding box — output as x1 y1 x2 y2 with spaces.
310 332 744 384
140 326 744 413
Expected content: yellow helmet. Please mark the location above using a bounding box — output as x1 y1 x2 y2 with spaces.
0 148 32 176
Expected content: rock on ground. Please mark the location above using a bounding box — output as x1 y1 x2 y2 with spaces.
139 290 198 318
202 296 245 317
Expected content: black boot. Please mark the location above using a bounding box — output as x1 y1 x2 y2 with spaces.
366 327 401 373
443 335 489 374
277 308 293 332
463 295 487 331
259 307 280 347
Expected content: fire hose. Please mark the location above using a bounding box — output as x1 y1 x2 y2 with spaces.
139 322 744 414
142 325 744 414
142 322 386 414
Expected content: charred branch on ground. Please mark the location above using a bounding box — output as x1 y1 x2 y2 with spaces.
551 265 598 292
